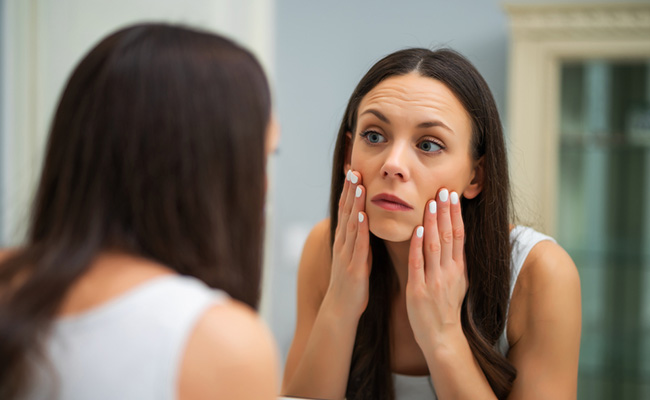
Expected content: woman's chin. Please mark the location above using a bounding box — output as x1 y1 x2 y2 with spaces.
368 219 414 243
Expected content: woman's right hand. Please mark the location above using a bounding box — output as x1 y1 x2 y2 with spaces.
323 169 372 321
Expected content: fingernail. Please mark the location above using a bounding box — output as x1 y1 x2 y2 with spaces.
346 170 352 181
355 186 362 198
350 173 358 184
358 212 364 223
438 189 449 202
416 226 424 238
429 201 436 214
450 191 459 205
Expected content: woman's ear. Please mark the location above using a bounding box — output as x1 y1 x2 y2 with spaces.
343 131 353 174
463 157 484 200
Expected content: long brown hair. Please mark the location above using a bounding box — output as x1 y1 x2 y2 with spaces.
329 48 516 399
0 23 271 399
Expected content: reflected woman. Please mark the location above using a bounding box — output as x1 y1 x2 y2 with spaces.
283 48 581 399
0 24 279 399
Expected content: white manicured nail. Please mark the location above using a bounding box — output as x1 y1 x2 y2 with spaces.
438 189 449 202
358 212 364 223
355 186 362 198
346 170 352 181
450 191 459 205
429 201 436 214
416 226 424 238
350 173 358 184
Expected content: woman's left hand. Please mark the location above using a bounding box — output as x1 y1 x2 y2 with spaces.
405 188 468 353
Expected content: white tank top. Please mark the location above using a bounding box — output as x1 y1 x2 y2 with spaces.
24 274 228 400
393 225 555 399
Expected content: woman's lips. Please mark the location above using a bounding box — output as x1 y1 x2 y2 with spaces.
370 193 413 211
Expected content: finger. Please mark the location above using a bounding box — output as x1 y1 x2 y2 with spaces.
344 183 365 254
350 210 371 275
436 188 453 267
336 170 354 243
449 191 465 263
408 225 425 286
423 199 441 277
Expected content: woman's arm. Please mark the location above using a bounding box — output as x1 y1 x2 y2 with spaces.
407 190 496 399
282 219 358 399
178 300 279 400
406 189 581 399
505 241 581 399
283 171 371 400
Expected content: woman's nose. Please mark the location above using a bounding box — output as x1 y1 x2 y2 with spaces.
380 142 410 181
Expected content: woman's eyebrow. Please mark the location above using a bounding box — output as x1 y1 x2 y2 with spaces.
361 108 453 133
417 120 453 133
360 109 390 123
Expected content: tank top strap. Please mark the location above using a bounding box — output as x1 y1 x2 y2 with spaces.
147 276 230 399
496 226 556 355
508 226 556 298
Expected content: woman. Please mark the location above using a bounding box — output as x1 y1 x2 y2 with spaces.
283 48 581 399
0 24 279 399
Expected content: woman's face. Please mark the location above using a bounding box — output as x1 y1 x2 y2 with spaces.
348 72 481 243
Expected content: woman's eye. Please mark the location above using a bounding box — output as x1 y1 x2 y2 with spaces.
418 141 442 152
363 131 386 144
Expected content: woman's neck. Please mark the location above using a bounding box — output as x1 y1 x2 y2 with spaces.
384 240 411 293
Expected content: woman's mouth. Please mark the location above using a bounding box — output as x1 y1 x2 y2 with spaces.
370 193 413 211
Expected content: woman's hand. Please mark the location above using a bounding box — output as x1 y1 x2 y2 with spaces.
281 172 371 399
323 170 372 321
405 188 468 352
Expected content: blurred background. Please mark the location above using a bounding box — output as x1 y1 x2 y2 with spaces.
1 0 649 398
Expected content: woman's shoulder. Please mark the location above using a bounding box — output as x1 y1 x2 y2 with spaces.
178 298 279 399
285 218 333 314
509 222 579 299
512 226 577 288
297 218 332 275
520 240 579 292
508 229 581 346
305 218 332 250
505 230 581 395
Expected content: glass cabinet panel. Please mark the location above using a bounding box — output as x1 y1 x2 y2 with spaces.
558 59 650 400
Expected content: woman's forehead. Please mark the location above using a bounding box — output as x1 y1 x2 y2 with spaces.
357 73 470 131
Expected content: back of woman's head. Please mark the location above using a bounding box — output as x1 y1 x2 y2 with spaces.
330 48 515 399
0 23 270 398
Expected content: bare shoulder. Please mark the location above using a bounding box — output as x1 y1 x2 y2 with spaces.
178 299 279 400
302 218 332 262
509 239 581 335
507 239 582 399
516 240 580 298
281 218 332 387
298 218 333 299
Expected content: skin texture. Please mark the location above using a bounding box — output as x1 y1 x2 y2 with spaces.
283 74 581 399
349 74 481 243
